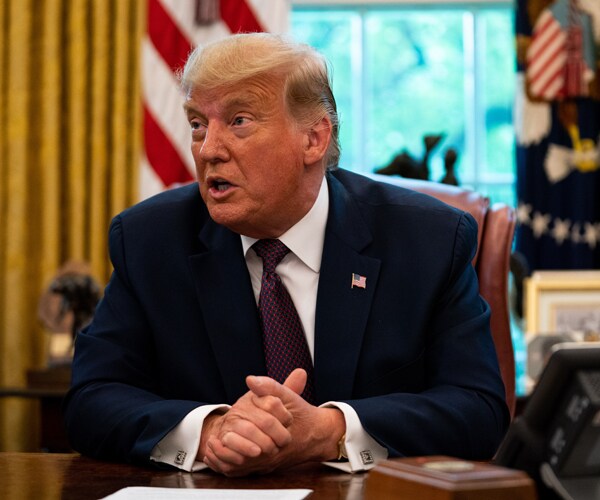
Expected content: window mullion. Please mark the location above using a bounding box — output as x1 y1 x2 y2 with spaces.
473 8 487 194
463 10 476 190
355 8 366 172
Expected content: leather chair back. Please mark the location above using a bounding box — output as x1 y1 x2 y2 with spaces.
369 174 517 417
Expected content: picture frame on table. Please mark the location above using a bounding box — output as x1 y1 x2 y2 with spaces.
524 270 600 339
523 270 600 384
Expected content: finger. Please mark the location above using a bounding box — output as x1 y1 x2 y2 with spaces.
250 394 293 427
206 437 279 478
246 371 305 402
221 431 263 458
219 406 292 449
204 446 243 477
245 375 277 397
251 404 293 447
204 446 272 478
220 425 283 457
207 436 247 466
203 448 224 472
234 405 292 448
283 368 307 395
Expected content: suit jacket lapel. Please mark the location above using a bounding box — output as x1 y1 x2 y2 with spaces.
314 174 381 402
188 220 266 402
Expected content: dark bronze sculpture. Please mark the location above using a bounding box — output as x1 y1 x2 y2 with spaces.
375 134 460 186
38 262 101 364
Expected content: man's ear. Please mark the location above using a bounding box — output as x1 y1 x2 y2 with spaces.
303 116 332 167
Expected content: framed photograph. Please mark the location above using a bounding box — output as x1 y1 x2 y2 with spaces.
524 271 600 387
524 270 600 339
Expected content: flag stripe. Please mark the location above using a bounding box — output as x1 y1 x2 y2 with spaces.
526 10 568 100
528 30 565 78
531 56 566 97
148 0 193 73
221 0 264 33
144 106 194 187
529 50 566 89
142 40 195 174
527 14 560 61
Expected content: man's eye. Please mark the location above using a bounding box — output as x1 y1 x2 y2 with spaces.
232 116 249 126
190 121 207 136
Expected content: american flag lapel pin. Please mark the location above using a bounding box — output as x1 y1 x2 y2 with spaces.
351 273 367 289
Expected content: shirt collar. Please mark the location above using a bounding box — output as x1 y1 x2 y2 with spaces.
241 176 329 273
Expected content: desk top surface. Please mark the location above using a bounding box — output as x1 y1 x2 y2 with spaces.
1 452 365 500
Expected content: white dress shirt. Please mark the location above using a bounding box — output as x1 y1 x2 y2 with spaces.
150 177 387 472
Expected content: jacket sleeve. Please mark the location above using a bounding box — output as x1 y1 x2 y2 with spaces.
345 212 510 461
63 215 202 466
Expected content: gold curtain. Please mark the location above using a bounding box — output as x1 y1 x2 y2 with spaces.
0 0 144 450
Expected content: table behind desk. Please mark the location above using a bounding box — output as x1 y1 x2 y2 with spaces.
1 452 365 500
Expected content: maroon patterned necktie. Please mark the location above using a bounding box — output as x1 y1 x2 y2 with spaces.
252 239 315 404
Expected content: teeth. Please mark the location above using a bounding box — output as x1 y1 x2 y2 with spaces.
208 178 232 192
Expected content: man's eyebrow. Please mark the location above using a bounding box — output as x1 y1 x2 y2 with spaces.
183 102 199 118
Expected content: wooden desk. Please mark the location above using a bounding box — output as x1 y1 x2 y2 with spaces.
1 452 366 499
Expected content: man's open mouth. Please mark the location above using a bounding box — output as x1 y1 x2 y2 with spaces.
211 179 233 192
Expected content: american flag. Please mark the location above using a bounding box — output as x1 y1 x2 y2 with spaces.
526 0 592 101
141 0 289 199
526 8 567 100
351 273 367 289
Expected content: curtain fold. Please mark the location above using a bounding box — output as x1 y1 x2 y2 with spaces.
1 0 37 452
0 0 144 451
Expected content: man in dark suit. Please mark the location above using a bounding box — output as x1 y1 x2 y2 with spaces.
64 33 509 476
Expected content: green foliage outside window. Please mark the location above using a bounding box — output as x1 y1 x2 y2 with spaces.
291 4 516 207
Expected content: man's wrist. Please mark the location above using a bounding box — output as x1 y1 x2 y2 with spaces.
317 407 346 462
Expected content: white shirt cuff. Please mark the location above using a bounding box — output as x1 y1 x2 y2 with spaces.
150 404 230 472
321 401 388 473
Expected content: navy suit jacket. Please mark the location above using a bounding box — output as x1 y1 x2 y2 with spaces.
64 169 509 466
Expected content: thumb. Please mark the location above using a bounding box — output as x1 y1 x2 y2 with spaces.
283 368 307 396
246 369 307 399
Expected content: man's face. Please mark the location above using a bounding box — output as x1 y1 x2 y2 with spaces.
184 77 324 239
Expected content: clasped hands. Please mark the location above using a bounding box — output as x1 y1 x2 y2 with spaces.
198 368 345 476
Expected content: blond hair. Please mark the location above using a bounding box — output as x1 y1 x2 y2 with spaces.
180 33 340 170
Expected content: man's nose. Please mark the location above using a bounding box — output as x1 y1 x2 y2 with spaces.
198 125 230 163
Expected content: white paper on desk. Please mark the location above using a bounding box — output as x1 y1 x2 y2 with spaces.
101 487 313 499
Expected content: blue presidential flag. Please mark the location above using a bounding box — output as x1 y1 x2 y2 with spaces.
515 0 600 270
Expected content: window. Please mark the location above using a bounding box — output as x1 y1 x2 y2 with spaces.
291 1 516 207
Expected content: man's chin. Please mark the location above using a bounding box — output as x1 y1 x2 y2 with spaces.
207 207 247 233
209 210 280 239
